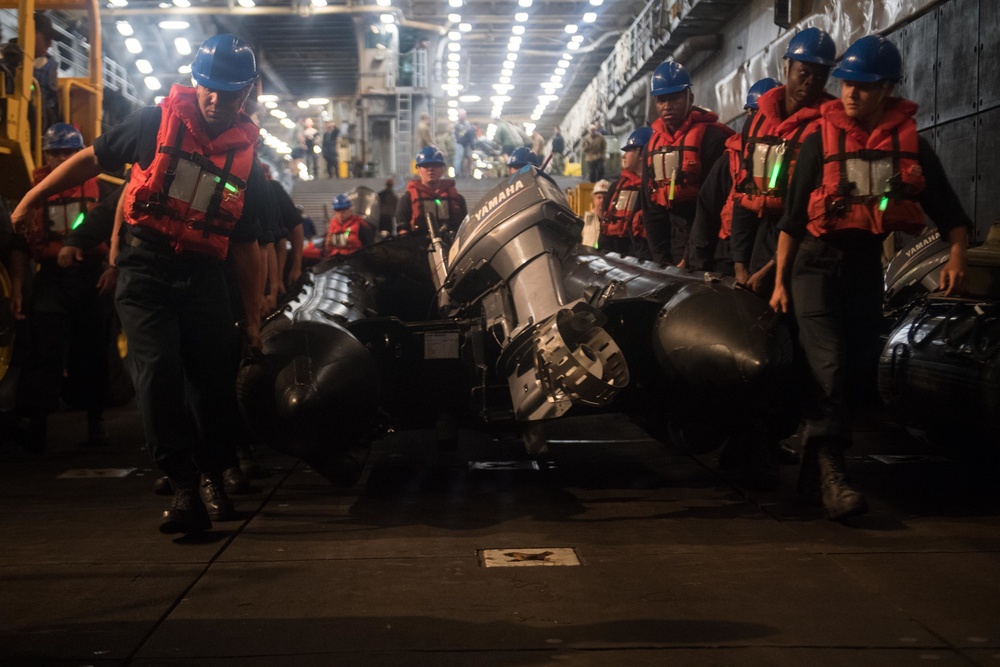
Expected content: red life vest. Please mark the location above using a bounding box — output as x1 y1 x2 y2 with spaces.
733 86 827 216
324 214 369 256
123 85 258 260
806 98 926 238
646 107 732 208
719 133 743 240
28 165 101 260
405 178 463 234
602 169 642 241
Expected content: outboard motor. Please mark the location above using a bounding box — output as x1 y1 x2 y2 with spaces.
445 169 629 420
884 229 949 317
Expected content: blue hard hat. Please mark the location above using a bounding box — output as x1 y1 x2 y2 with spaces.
745 77 780 110
191 34 257 91
650 61 692 97
415 146 445 166
784 27 837 67
623 126 653 151
332 194 352 211
508 146 536 168
42 122 84 151
832 35 903 83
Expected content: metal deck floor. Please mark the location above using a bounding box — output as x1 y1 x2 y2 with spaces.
1 405 998 666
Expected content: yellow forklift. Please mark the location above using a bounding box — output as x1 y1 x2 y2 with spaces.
0 0 103 382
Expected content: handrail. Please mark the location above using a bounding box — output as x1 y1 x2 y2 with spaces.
30 76 41 167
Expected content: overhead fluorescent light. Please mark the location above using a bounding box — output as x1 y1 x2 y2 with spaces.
564 24 578 34
158 20 189 29
144 76 161 90
459 95 480 102
308 98 330 105
583 12 597 22
514 12 528 22
115 21 133 36
124 38 142 54
174 37 192 55
135 59 152 74
237 0 255 7
258 94 279 102
448 13 461 22
172 0 190 7
380 13 395 23
459 22 472 32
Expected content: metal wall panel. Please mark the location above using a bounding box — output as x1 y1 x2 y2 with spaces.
975 108 1000 240
936 0 980 124
980 0 1000 112
894 8 938 130
934 117 978 239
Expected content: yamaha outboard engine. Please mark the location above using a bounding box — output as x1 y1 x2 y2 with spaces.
445 169 629 420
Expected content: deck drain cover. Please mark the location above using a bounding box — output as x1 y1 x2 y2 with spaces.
479 548 580 567
58 468 137 479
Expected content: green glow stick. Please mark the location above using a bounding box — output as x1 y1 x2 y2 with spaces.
768 162 781 190
71 212 86 229
879 196 888 212
215 177 239 194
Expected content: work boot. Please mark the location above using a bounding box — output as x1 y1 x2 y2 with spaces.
85 411 110 447
223 465 253 495
159 483 211 534
153 476 173 496
237 448 265 479
200 473 237 521
817 445 869 521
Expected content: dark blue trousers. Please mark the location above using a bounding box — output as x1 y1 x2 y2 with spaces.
114 242 239 480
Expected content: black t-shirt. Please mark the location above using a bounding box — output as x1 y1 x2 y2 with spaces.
777 132 973 240
93 106 263 244
268 180 303 240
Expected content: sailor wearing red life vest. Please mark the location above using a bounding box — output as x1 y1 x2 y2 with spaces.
641 60 735 265
731 28 837 296
12 34 266 536
602 126 652 258
687 78 779 275
8 123 116 455
324 194 374 257
396 146 468 236
770 35 971 522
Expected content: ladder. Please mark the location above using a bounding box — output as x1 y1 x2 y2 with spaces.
396 91 412 176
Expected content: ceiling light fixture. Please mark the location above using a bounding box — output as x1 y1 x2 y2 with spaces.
583 12 597 22
115 21 133 36
459 23 472 31
514 12 528 22
512 25 524 35
135 59 153 74
237 0 255 7
124 38 142 54
564 24 578 34
174 37 192 55
158 20 189 29
144 75 161 90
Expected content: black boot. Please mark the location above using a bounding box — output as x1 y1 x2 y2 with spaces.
817 445 868 521
160 482 211 534
85 410 110 447
200 473 236 521
153 476 173 496
223 465 253 495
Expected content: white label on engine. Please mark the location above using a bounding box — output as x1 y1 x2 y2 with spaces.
424 331 459 359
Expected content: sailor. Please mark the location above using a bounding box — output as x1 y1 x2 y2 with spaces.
688 78 779 275
731 28 837 296
582 179 609 250
770 35 971 520
12 123 116 453
396 146 467 236
641 60 735 265
507 146 537 176
12 34 265 535
324 194 373 257
602 126 653 258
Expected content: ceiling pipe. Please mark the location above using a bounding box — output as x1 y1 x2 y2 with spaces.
106 5 446 34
